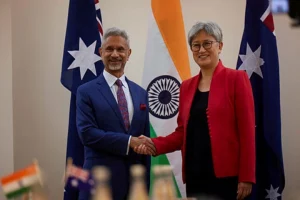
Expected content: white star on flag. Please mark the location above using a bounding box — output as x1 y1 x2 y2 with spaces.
265 185 281 200
238 43 264 78
68 38 101 80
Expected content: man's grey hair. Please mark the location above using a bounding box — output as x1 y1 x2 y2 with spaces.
187 21 223 47
102 27 130 47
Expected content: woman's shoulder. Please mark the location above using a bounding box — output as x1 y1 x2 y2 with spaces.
222 66 246 77
181 74 199 87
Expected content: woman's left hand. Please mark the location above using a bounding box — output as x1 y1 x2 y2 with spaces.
237 182 252 200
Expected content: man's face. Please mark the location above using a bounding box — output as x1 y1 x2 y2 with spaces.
100 36 131 74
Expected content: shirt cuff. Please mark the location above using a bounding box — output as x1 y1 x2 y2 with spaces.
126 136 131 155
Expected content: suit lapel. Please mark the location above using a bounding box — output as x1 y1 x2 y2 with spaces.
183 75 199 128
96 74 126 130
207 60 224 110
127 78 140 133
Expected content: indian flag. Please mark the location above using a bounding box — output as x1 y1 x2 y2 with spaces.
142 0 191 198
1 163 42 199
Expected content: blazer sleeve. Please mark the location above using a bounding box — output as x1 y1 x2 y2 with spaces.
76 86 130 156
152 85 185 155
235 71 256 183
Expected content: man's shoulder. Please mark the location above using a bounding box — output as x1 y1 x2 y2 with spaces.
126 79 147 93
77 78 99 93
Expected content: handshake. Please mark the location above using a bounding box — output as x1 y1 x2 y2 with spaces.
130 135 157 156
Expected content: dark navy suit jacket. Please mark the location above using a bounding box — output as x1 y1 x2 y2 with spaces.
76 73 150 200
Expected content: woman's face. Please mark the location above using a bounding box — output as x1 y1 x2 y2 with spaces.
191 31 223 69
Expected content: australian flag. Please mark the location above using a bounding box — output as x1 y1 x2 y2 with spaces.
65 162 95 194
236 0 285 199
61 0 104 199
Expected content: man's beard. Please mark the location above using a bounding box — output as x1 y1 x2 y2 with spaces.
108 63 122 71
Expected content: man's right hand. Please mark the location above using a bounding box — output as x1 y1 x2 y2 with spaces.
130 135 156 155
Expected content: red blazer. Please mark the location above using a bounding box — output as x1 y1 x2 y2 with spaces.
152 60 255 183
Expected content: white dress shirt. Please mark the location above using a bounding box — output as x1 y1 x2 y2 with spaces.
103 70 134 154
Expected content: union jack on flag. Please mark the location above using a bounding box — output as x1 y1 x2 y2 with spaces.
64 160 95 193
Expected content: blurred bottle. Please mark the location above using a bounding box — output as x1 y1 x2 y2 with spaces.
162 166 177 200
152 165 177 200
151 165 165 200
92 166 112 200
128 164 149 200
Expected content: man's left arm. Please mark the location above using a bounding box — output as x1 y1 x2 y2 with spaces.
141 92 151 190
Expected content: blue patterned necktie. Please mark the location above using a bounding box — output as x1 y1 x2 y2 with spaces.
115 79 130 131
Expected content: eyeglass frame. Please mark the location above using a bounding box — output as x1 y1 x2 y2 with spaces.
191 40 219 52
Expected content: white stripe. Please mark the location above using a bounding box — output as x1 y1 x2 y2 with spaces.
260 4 270 22
96 17 102 30
96 17 103 41
2 174 39 194
99 33 103 43
95 3 100 10
142 12 186 197
260 4 276 36
2 181 21 194
21 174 40 186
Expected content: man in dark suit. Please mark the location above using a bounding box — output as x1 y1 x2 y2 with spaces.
76 27 155 200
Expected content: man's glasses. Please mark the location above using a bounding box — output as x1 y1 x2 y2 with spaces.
191 41 219 52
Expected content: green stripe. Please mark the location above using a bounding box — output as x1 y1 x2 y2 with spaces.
150 123 182 198
6 187 30 199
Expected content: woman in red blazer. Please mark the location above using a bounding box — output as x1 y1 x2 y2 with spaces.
135 21 255 200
